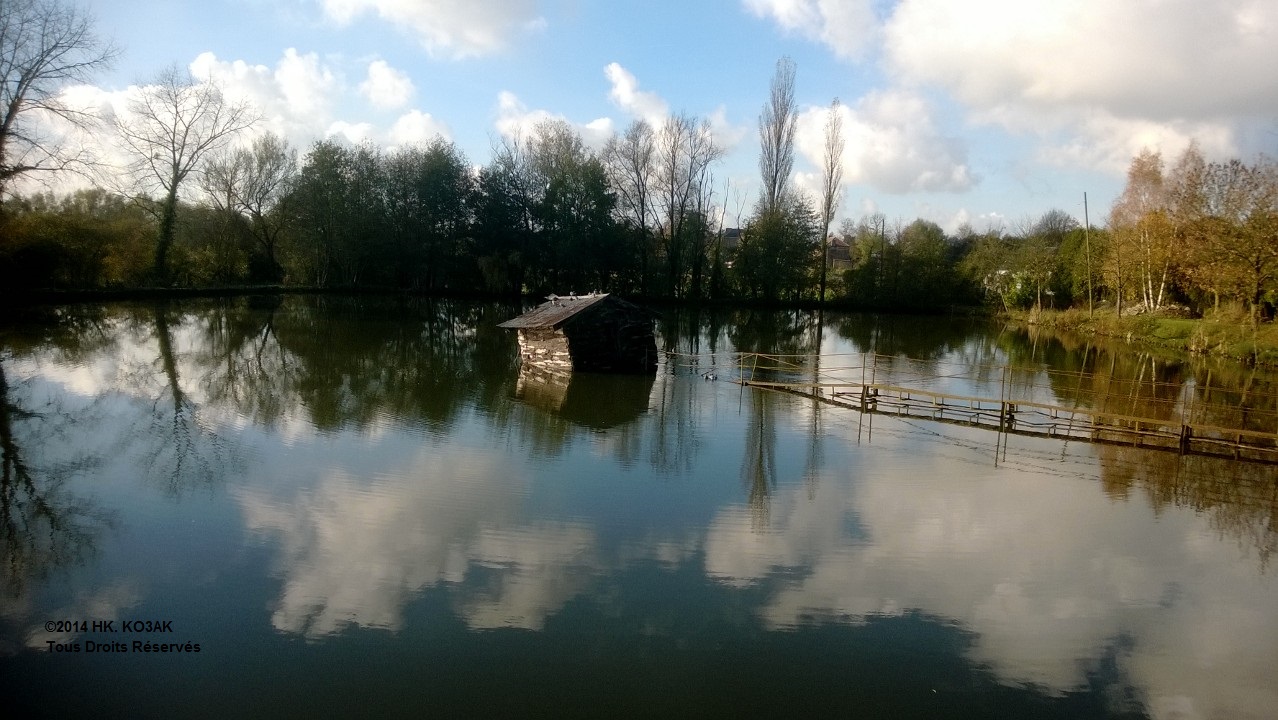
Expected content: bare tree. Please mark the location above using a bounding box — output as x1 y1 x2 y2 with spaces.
602 119 656 232
653 112 722 298
818 98 844 302
758 56 797 213
202 132 297 281
114 65 257 283
0 0 117 205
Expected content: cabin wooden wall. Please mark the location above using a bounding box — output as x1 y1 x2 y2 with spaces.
516 328 573 370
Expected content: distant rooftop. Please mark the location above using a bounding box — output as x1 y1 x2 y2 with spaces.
497 293 611 330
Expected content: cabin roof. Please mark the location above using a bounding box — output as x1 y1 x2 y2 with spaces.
497 293 612 330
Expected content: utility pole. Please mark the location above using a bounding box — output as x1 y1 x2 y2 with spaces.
1084 192 1094 317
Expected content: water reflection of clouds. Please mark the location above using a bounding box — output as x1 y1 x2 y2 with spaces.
0 581 142 653
22 304 1271 717
702 430 1278 720
231 376 1278 718
237 445 600 636
457 523 597 629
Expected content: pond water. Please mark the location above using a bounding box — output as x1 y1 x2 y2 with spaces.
1 296 1275 719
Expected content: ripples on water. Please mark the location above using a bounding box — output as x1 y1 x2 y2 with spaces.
1 297 1275 719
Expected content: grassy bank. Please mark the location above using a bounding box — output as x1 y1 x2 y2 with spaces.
1011 306 1278 365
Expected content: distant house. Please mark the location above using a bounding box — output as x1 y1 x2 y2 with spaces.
498 293 657 375
720 228 743 251
827 235 852 268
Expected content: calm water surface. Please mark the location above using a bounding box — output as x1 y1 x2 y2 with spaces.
1 297 1275 719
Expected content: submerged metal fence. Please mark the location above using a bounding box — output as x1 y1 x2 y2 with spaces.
727 351 1278 464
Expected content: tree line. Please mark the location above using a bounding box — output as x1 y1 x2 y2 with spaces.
1105 146 1278 323
3 0 1275 322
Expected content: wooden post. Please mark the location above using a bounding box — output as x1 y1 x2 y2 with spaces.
999 365 1008 431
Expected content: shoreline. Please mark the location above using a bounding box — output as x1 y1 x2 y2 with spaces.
1007 307 1278 367
6 286 1276 368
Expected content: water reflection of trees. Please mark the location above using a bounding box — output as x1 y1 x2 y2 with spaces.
742 389 778 528
728 310 823 526
997 327 1278 565
265 297 520 432
0 364 113 595
140 303 233 495
196 295 296 426
835 313 987 361
1098 444 1278 569
11 299 1277 559
1004 327 1278 444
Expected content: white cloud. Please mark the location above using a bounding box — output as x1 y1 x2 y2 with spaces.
494 89 556 139
269 49 340 119
326 120 376 144
753 0 1278 176
191 51 448 150
604 62 668 127
494 90 613 149
602 64 747 158
581 116 615 147
359 60 415 111
1032 112 1238 176
388 110 450 146
707 105 750 155
320 0 543 58
743 0 879 59
884 0 1278 121
880 0 1278 167
188 49 341 148
795 90 976 195
17 48 466 199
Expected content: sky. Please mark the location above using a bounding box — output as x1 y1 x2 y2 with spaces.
49 0 1278 233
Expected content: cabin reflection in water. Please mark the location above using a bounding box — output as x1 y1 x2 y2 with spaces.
513 363 655 430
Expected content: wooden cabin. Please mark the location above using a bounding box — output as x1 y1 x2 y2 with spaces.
498 293 657 375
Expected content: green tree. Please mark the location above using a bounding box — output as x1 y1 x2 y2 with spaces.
737 193 817 302
603 119 658 293
959 228 1021 311
289 140 356 286
473 154 532 295
1197 157 1278 324
840 214 891 308
0 188 152 290
383 138 472 290
896 219 953 309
